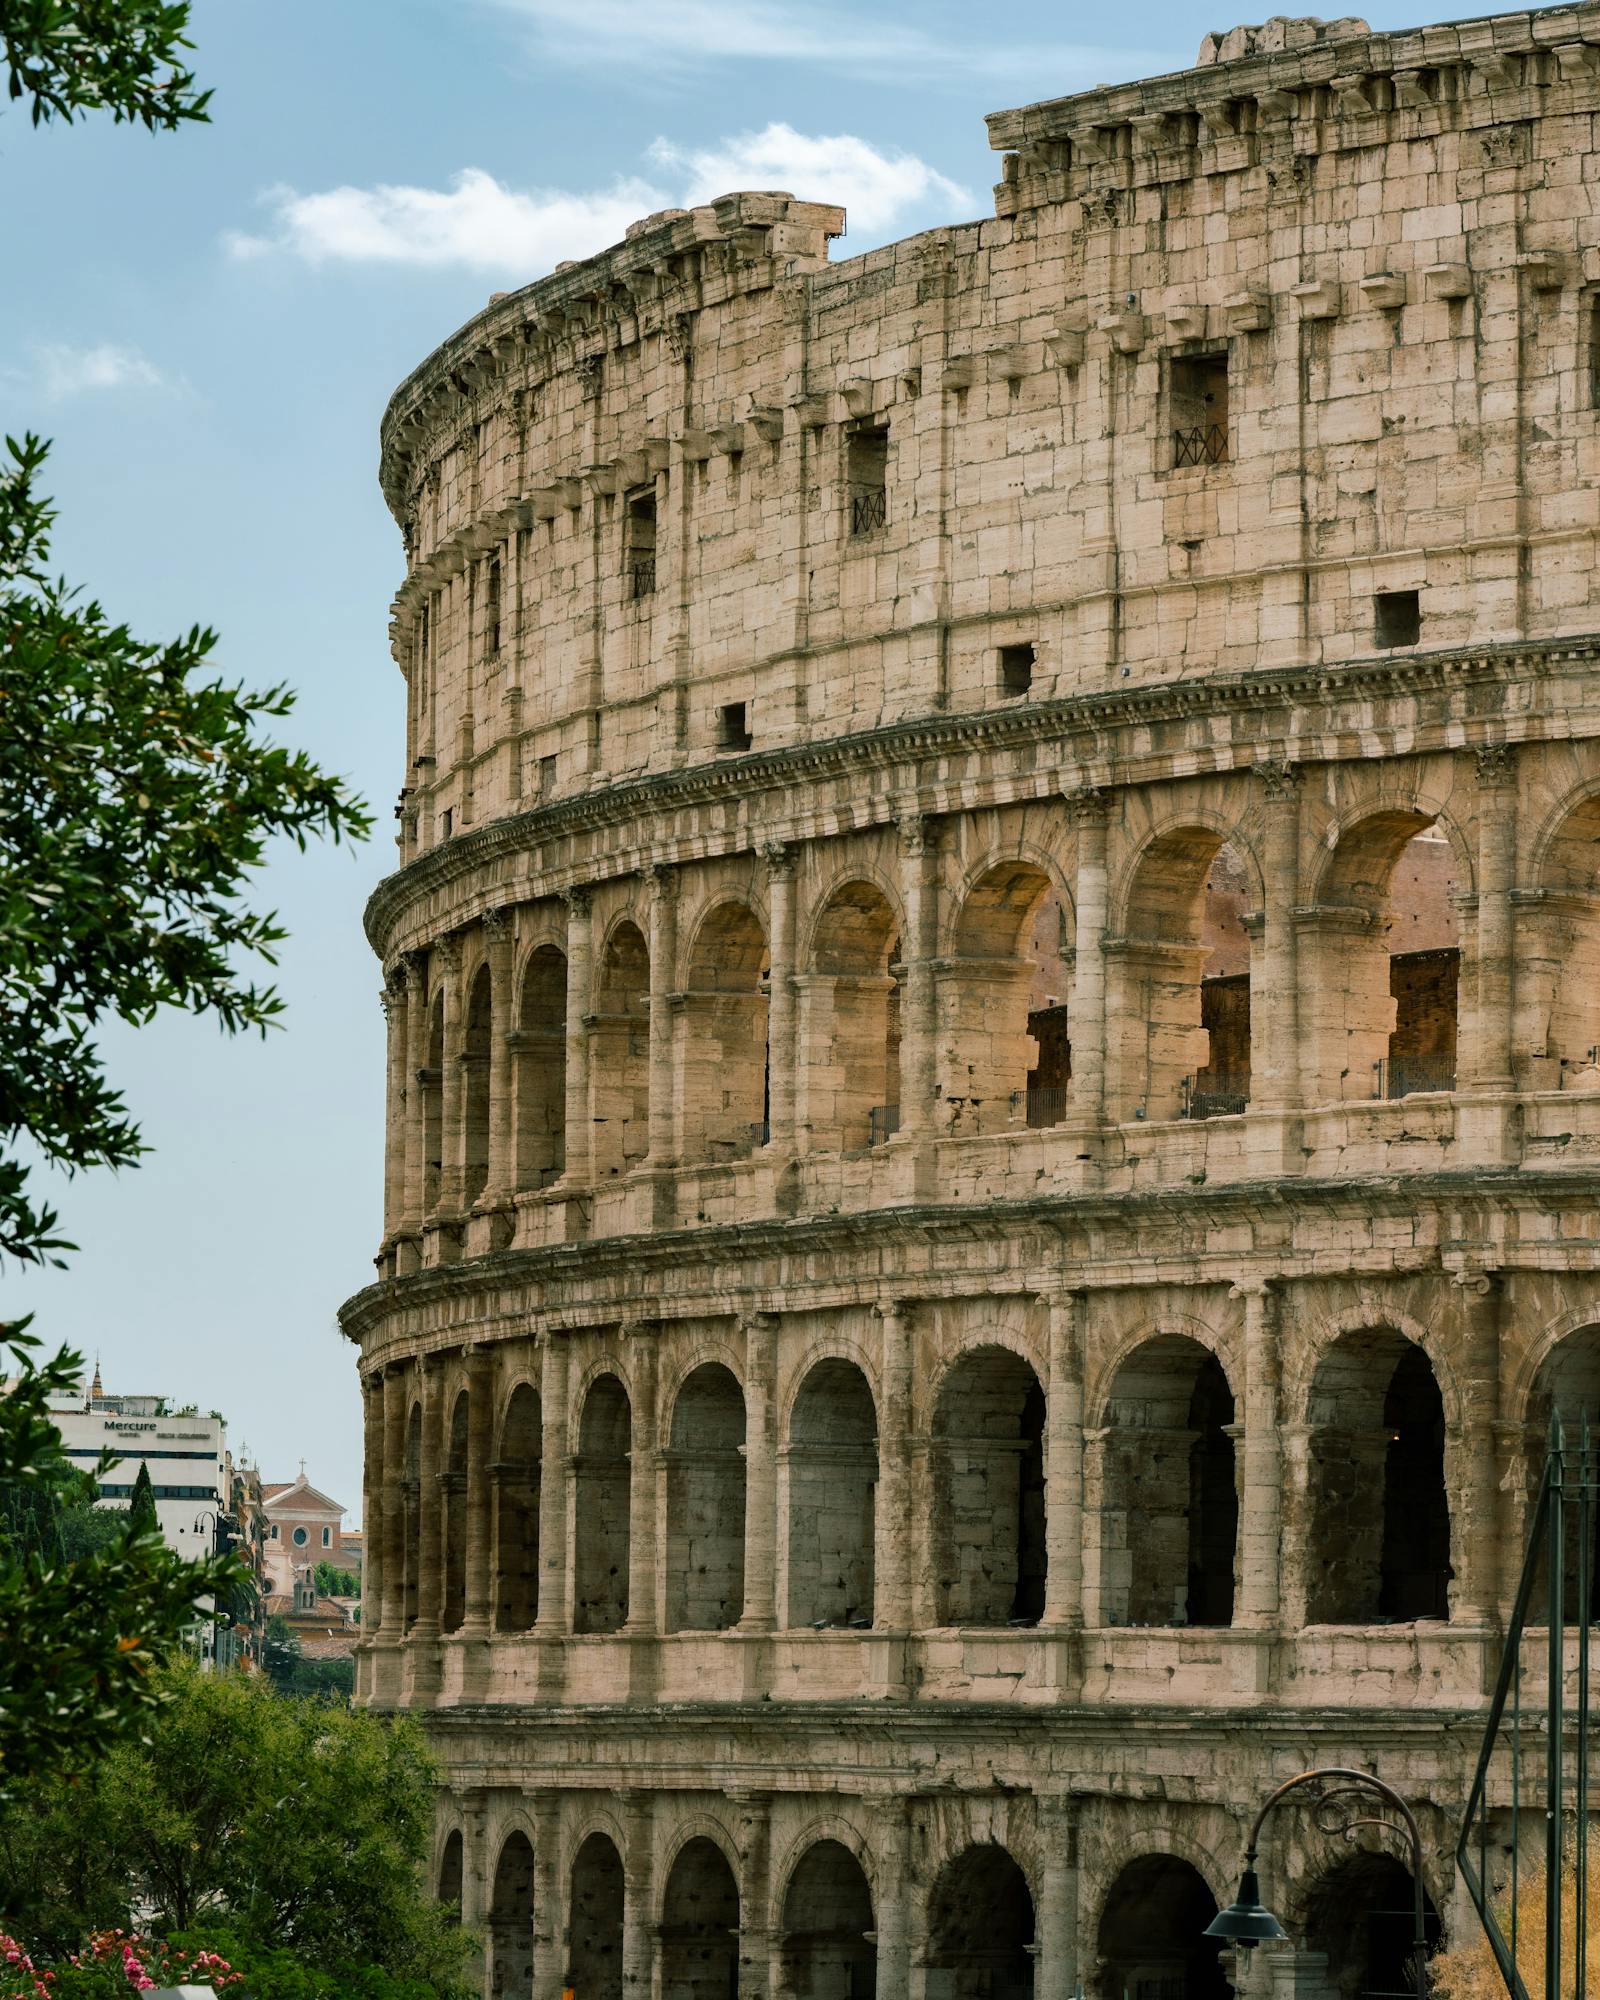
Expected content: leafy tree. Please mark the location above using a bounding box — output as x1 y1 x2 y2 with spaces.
312 1560 359 1598
125 1461 158 1539
0 0 211 130
260 1617 354 1702
0 1662 472 1993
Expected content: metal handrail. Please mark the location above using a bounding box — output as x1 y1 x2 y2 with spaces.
1173 422 1230 466
850 488 887 537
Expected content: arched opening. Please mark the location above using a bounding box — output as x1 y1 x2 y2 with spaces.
442 1389 469 1633
495 1383 541 1632
785 1360 877 1629
489 1829 536 1999
781 1840 876 1999
574 1374 631 1634
423 989 444 1213
1112 829 1253 1121
463 963 493 1205
592 921 651 1179
665 1364 746 1631
1306 1330 1452 1624
516 944 567 1190
681 902 770 1162
1302 1853 1441 2000
569 1831 625 2000
1096 1336 1237 1629
403 1400 422 1631
930 1347 1046 1628
437 1828 464 1920
1097 1854 1226 2000
1303 814 1459 1103
660 1836 740 2000
946 861 1072 1135
1527 794 1600 1090
926 1843 1035 1998
802 881 901 1151
1525 1327 1600 1622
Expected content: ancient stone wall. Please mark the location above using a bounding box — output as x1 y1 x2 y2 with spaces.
346 8 1600 1996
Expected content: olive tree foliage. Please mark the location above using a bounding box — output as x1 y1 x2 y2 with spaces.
0 0 210 129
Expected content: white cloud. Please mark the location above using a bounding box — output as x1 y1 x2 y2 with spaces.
227 125 971 277
36 342 166 401
650 125 968 238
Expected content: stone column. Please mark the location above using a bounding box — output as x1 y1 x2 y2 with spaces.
1251 761 1302 1112
740 1313 780 1632
896 814 941 1140
431 934 465 1216
462 1344 495 1637
380 1365 409 1637
763 844 796 1150
875 1300 915 1630
644 866 678 1170
1235 1278 1283 1629
621 1791 655 2000
1473 745 1518 1092
531 1795 562 2000
1452 1266 1503 1625
1035 1796 1080 2000
1066 789 1110 1127
413 1358 446 1639
381 970 407 1240
1040 1290 1085 1629
361 1369 385 1641
562 890 594 1185
403 954 429 1229
625 1331 660 1634
734 1792 773 2000
1079 1428 1110 1630
874 1796 913 2000
482 909 516 1204
535 1337 571 1635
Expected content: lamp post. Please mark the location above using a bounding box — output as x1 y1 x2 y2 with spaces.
1205 1767 1431 1999
192 1508 238 1670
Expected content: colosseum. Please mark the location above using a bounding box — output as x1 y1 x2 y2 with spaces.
340 5 1600 1994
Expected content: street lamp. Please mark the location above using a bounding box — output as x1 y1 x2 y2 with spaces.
1205 1767 1431 1996
192 1508 238 1670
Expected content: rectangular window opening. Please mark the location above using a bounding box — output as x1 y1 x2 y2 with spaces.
485 553 502 655
625 487 657 600
1375 588 1421 648
717 701 752 752
440 806 454 840
847 423 889 539
999 642 1036 697
1170 351 1231 468
539 753 558 796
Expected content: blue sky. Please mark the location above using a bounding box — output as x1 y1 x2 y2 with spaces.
1 0 1429 1516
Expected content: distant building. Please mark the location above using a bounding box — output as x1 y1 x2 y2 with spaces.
261 1469 360 1596
51 1363 227 1560
264 1568 361 1661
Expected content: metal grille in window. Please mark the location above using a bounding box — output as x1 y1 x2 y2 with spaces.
868 1104 901 1146
1172 423 1230 466
1374 1056 1456 1099
630 557 656 600
1182 1074 1249 1119
850 487 887 537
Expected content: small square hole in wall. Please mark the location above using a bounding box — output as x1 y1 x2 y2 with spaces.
718 701 752 752
1375 589 1421 648
999 642 1036 696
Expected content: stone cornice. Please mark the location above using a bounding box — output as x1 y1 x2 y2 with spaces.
362 635 1600 961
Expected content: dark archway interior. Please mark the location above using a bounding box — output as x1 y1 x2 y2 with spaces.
568 1831 625 2000
489 1830 536 2000
442 1389 469 1633
437 1828 463 1922
1303 1853 1441 2000
787 1360 878 1629
495 1382 541 1632
403 1401 422 1631
464 963 492 1204
1097 1854 1225 2000
1526 1328 1600 1622
926 1843 1035 1999
931 1348 1047 1628
782 1839 876 2000
660 1836 741 2000
665 1363 747 1632
1380 1345 1451 1622
574 1374 632 1634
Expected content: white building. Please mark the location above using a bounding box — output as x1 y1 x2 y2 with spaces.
52 1366 229 1559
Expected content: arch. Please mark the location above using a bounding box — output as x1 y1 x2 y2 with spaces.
666 1362 747 1631
1095 1334 1236 1630
926 1843 1035 1997
930 1345 1046 1628
423 988 445 1213
516 943 567 1189
785 1358 878 1629
781 1839 875 1999
1301 1851 1441 2000
944 860 1073 1135
1097 1853 1225 2000
437 1826 464 1920
1528 787 1600 1087
660 1835 741 2000
489 1829 536 1999
463 962 493 1205
593 918 650 1179
1110 823 1258 1122
1306 1329 1452 1624
574 1373 631 1634
569 1831 625 2000
442 1388 469 1633
403 1400 422 1631
802 879 901 1151
1522 1325 1600 1621
1303 808 1462 1103
495 1381 541 1632
681 900 770 1162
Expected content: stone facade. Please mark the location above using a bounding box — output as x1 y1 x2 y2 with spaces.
341 8 1600 1995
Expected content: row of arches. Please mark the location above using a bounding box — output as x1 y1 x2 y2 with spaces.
457 1828 1440 2000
